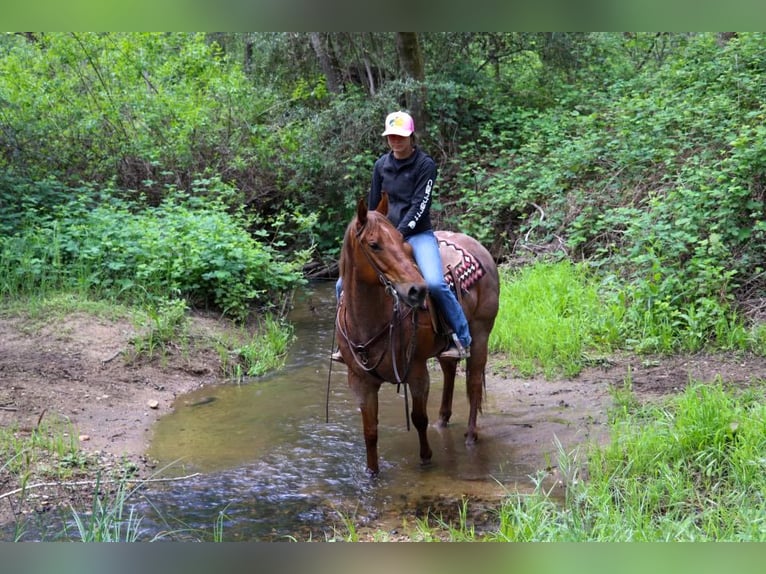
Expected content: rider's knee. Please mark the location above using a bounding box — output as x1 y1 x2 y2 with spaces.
425 278 449 293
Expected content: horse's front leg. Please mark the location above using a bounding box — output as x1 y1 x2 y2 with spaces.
407 365 433 465
349 374 382 476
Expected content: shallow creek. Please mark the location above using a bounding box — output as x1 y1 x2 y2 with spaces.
141 282 576 540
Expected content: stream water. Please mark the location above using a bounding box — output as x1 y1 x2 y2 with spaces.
139 282 542 541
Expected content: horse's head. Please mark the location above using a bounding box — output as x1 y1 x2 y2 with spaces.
344 193 427 308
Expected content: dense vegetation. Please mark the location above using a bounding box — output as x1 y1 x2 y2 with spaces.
2 32 765 360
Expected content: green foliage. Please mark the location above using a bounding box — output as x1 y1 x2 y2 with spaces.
0 32 307 254
0 33 274 185
0 190 305 321
129 297 189 360
491 261 621 377
2 32 766 355
233 315 294 378
450 33 766 352
0 419 82 478
68 476 145 542
0 173 75 237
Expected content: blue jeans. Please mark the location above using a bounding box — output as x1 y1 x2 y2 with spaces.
336 230 471 348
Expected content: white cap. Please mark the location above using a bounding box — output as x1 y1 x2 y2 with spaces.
381 111 415 137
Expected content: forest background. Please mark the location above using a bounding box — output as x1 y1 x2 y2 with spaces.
1 31 766 360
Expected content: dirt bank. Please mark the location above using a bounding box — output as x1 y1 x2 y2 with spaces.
0 311 226 530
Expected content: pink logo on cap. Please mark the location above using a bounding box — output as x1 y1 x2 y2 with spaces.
382 111 414 137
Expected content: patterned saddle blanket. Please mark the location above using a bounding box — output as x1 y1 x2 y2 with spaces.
438 236 485 293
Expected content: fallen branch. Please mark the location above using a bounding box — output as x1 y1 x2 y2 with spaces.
0 472 201 501
524 202 546 243
101 350 123 364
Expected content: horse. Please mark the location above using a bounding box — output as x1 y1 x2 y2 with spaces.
334 193 500 476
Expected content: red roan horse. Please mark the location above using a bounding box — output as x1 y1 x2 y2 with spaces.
335 193 500 476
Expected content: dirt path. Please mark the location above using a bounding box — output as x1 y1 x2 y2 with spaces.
2 311 766 535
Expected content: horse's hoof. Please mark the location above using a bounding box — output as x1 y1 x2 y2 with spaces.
436 418 450 428
366 467 380 478
464 432 479 446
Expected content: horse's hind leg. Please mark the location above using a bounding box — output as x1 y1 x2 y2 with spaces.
436 357 457 427
465 332 490 445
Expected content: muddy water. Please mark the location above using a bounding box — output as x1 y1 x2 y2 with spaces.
140 282 561 541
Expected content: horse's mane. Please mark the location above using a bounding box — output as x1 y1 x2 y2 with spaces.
338 219 355 277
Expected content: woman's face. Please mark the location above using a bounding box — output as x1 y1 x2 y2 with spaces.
386 134 413 158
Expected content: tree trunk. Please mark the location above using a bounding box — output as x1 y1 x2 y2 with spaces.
717 32 738 46
395 32 426 135
309 32 342 94
244 36 254 77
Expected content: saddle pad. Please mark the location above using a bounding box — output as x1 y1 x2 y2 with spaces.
438 236 485 292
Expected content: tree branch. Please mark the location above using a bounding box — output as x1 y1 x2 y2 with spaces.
0 472 202 501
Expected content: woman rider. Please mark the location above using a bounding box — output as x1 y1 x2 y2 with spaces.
333 111 471 361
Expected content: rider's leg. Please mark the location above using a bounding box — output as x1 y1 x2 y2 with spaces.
406 231 471 351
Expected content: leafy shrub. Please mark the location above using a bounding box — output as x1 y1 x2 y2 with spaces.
0 192 306 321
234 314 295 378
450 33 766 351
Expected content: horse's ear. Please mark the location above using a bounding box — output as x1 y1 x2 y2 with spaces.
376 192 389 216
356 196 368 226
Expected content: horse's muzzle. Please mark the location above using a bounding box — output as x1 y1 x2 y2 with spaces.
400 282 427 308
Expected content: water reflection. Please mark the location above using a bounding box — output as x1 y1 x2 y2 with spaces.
142 281 538 540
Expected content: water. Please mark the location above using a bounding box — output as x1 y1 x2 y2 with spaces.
140 282 539 540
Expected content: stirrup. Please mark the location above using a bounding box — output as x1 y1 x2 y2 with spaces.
440 335 470 360
331 350 345 363
439 344 470 360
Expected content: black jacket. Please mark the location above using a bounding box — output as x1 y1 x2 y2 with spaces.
368 147 436 239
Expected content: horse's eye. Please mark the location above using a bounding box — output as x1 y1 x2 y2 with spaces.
369 241 381 252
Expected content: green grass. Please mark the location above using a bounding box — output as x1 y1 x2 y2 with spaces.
233 314 295 379
380 380 766 542
128 297 190 361
0 291 133 328
65 471 232 542
0 419 85 479
490 260 621 378
67 475 146 542
489 259 766 378
570 380 766 541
